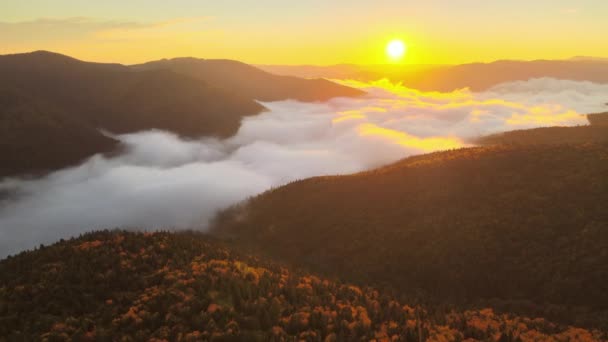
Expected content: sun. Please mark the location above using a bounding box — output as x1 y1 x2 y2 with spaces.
386 39 407 60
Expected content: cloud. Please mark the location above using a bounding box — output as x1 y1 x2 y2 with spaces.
0 78 605 257
0 18 142 45
0 16 212 53
94 16 211 41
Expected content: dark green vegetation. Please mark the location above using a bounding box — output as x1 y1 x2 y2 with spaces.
587 112 608 126
0 51 362 178
213 143 608 329
1 231 604 341
0 87 118 178
475 113 608 146
0 51 259 178
133 58 365 102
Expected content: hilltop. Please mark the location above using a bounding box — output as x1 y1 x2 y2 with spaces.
0 51 362 178
1 231 604 341
260 59 608 91
474 112 608 146
213 143 608 329
132 58 365 102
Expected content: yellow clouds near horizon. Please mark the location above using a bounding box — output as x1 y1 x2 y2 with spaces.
358 124 465 152
328 78 595 151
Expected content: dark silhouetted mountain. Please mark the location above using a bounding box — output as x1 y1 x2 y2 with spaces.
0 51 365 178
473 113 608 146
213 143 608 329
588 112 608 126
474 112 608 146
257 63 443 81
132 57 366 101
1 230 604 340
260 59 608 91
400 60 608 91
0 51 264 137
0 86 118 178
0 51 266 177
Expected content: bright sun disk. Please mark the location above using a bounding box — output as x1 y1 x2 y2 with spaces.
387 39 406 60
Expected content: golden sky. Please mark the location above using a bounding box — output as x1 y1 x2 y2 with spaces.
2 1 608 65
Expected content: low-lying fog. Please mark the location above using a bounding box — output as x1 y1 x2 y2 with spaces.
1 78 606 257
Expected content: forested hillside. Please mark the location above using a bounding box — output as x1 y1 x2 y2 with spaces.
1 231 604 341
0 51 264 138
0 87 118 178
0 51 264 178
259 60 608 91
397 60 608 91
588 112 608 126
475 112 608 146
213 144 608 329
132 58 365 102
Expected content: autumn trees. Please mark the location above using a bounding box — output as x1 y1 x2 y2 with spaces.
1 231 605 341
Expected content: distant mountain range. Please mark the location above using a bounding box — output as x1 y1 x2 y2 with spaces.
0 51 363 178
473 112 608 146
133 58 364 102
260 59 608 91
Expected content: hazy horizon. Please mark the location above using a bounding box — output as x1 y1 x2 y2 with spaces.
7 49 608 68
3 1 608 65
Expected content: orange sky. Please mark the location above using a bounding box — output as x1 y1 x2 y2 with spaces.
2 1 608 65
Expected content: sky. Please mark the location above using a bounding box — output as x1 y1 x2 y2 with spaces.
1 1 608 65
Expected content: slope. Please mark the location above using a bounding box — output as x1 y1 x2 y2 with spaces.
258 60 608 92
0 87 118 178
0 51 265 178
213 144 608 328
474 112 608 146
132 57 366 102
1 230 604 341
398 60 608 91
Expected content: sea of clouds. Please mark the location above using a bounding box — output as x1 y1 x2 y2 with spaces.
1 78 606 257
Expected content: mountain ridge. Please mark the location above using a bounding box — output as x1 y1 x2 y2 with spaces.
132 56 366 102
1 230 605 341
259 59 608 91
212 142 608 329
0 51 363 178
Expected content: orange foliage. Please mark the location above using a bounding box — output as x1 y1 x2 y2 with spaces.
76 240 104 250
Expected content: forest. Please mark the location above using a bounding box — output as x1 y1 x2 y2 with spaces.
1 231 604 341
213 143 608 330
0 51 362 178
474 113 608 146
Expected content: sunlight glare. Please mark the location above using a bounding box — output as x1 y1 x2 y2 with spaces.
386 40 406 60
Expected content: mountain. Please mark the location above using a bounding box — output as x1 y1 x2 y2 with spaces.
400 60 608 91
474 112 608 146
570 56 608 62
588 112 608 126
0 51 268 178
213 143 608 329
1 230 604 341
0 87 118 178
0 51 365 179
132 58 366 102
257 63 443 81
0 51 265 137
261 59 608 91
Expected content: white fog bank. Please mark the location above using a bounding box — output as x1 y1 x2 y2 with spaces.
0 78 606 256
